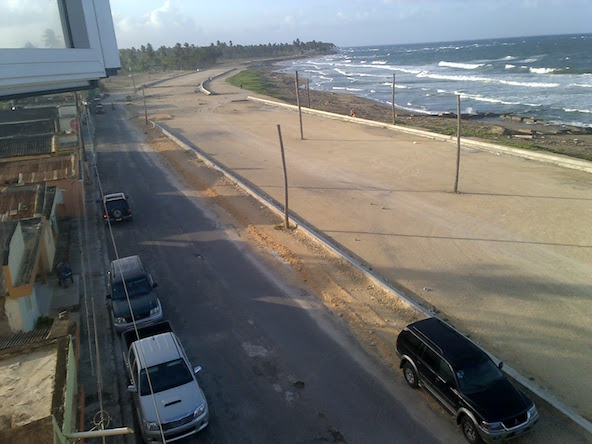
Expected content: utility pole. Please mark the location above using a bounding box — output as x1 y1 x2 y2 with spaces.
277 125 290 229
391 73 396 125
294 71 304 140
454 95 462 193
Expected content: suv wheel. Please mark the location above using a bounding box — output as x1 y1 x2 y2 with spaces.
113 209 122 219
403 362 418 388
461 416 481 444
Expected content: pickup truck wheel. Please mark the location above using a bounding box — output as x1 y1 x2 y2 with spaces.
461 416 481 444
403 362 418 388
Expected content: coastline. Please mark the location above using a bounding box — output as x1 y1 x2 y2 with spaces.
246 61 592 162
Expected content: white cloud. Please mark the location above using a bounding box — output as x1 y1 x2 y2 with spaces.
113 1 199 48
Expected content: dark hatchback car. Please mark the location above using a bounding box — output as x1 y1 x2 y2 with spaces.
103 192 132 223
106 255 163 333
396 318 538 443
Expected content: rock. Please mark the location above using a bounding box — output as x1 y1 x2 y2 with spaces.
490 125 510 135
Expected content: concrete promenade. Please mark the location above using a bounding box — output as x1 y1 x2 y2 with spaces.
139 69 592 438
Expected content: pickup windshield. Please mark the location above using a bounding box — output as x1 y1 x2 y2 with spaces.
139 359 193 396
112 278 152 300
456 357 504 393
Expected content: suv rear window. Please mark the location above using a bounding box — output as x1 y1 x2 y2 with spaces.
106 199 127 212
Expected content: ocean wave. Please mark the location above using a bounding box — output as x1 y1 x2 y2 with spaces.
304 69 328 76
371 60 387 65
457 92 521 105
499 79 560 88
332 86 364 92
530 67 556 74
415 71 560 88
381 83 408 89
334 68 351 76
505 64 516 69
439 61 484 70
359 73 387 78
573 83 592 88
564 107 591 114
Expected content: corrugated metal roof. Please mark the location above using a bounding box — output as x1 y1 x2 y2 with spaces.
0 185 44 220
0 154 74 185
0 134 54 159
0 327 51 351
0 120 55 138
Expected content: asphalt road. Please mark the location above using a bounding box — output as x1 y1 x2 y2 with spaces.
93 95 464 442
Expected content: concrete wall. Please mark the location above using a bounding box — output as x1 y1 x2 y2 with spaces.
4 287 40 332
7 223 25 286
61 336 77 436
56 180 83 218
40 218 56 274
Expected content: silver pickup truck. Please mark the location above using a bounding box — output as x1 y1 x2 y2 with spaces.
122 322 209 443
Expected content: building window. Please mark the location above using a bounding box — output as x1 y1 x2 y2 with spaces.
0 0 120 99
0 1 67 49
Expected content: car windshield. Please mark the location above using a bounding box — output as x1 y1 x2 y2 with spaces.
456 357 504 393
112 278 152 300
139 359 193 396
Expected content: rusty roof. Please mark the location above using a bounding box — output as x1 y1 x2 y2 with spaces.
0 154 75 185
0 185 44 220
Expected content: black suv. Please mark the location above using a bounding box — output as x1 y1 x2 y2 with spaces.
396 318 538 443
103 192 133 223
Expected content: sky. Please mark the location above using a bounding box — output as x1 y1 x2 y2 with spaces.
109 0 592 49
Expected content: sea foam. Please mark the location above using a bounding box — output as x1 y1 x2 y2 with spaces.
439 61 484 70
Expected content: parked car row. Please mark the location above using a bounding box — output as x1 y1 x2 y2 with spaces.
104 195 209 442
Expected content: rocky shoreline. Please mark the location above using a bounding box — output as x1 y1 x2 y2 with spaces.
252 62 592 161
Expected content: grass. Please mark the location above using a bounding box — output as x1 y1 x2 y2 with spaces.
226 70 290 101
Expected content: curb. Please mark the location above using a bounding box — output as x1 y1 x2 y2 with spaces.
151 120 592 437
199 69 236 95
247 96 592 174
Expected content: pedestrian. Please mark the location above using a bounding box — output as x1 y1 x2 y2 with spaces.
350 108 356 118
57 259 72 288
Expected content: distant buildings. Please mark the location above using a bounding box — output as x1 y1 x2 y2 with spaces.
0 101 84 334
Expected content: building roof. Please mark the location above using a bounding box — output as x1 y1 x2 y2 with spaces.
0 107 58 124
0 333 72 443
0 134 55 159
0 120 55 138
0 184 56 221
0 343 57 430
0 154 75 185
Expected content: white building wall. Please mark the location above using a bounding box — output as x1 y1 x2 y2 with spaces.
7 223 25 287
3 287 40 333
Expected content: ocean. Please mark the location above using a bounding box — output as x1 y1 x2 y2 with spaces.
278 34 592 128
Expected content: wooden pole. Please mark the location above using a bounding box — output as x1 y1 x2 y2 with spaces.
307 78 311 108
142 86 148 124
294 71 304 140
277 125 290 228
454 95 461 193
392 73 396 125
